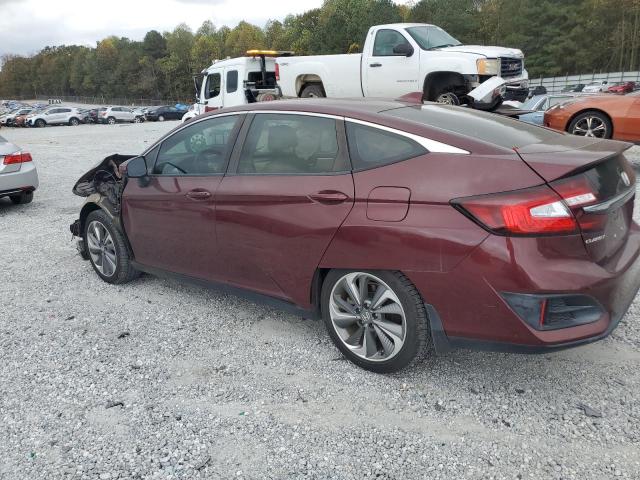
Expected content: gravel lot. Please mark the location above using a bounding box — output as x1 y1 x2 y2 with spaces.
1 122 640 480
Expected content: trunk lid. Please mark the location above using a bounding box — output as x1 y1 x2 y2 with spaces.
516 138 636 264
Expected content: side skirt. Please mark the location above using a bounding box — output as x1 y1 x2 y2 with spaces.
130 261 319 320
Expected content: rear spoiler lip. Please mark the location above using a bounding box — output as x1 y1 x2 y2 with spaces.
514 139 635 182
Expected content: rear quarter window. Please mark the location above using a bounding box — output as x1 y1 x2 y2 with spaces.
346 122 427 170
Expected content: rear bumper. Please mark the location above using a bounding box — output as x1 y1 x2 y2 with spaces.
410 222 640 353
0 162 39 194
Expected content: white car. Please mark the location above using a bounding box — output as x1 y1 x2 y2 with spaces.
26 107 83 127
0 135 38 204
98 106 145 124
276 23 529 106
582 81 610 93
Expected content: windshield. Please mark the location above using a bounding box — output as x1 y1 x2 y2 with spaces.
405 25 461 50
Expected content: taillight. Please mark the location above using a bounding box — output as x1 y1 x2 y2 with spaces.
275 63 280 81
454 174 603 236
3 152 32 165
453 184 580 235
549 174 603 233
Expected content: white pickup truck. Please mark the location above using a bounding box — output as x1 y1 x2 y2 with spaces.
276 23 529 107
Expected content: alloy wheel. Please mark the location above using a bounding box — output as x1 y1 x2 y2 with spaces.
572 115 608 138
86 220 117 277
329 272 406 362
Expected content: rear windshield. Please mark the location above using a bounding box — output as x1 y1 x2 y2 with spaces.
384 105 562 149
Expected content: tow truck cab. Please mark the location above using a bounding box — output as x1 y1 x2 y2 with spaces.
191 50 293 117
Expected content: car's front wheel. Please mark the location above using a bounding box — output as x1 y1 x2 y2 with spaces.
321 270 430 373
69 117 80 126
84 210 140 284
35 119 46 128
158 115 165 122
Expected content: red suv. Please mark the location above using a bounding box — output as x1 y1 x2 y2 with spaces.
71 99 640 372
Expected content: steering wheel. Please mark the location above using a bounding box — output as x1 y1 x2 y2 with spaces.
162 162 187 174
195 146 224 171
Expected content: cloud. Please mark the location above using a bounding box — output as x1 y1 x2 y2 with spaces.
0 0 322 57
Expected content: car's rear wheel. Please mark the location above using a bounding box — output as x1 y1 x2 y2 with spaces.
35 119 46 128
568 110 612 139
107 117 116 125
9 191 33 205
69 117 80 126
84 210 139 284
321 270 430 373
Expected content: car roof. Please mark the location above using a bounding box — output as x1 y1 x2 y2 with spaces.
221 98 416 118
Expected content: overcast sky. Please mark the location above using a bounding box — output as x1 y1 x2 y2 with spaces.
0 0 324 58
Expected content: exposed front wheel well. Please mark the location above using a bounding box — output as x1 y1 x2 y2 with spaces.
423 71 468 102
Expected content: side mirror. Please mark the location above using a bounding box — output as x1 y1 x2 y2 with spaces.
126 156 148 178
393 43 414 57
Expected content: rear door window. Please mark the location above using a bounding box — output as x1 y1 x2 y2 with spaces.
345 122 426 170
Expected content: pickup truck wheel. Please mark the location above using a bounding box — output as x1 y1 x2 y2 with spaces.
434 91 460 105
35 119 46 128
9 191 33 205
300 84 325 98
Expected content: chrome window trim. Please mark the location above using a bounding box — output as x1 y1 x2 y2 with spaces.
346 118 470 154
143 109 470 157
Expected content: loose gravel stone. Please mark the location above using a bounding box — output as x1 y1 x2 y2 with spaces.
1 122 640 479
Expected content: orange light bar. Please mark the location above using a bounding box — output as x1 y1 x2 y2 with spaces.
246 50 294 57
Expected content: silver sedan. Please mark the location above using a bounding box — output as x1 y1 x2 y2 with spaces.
0 135 38 204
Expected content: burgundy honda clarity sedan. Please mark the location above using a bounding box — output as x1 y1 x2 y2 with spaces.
70 99 640 373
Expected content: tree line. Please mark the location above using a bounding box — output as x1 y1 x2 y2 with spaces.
1 0 638 101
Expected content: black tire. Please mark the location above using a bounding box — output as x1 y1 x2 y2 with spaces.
300 84 325 98
158 115 165 122
321 269 431 373
35 119 46 128
84 210 140 284
107 116 116 125
567 110 612 139
69 117 80 126
134 116 143 123
9 191 33 205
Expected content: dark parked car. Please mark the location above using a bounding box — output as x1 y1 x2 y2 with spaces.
561 84 585 93
144 106 182 121
70 99 640 373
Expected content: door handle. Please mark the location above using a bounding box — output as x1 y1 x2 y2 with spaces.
186 189 212 200
369 63 382 68
309 190 349 204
